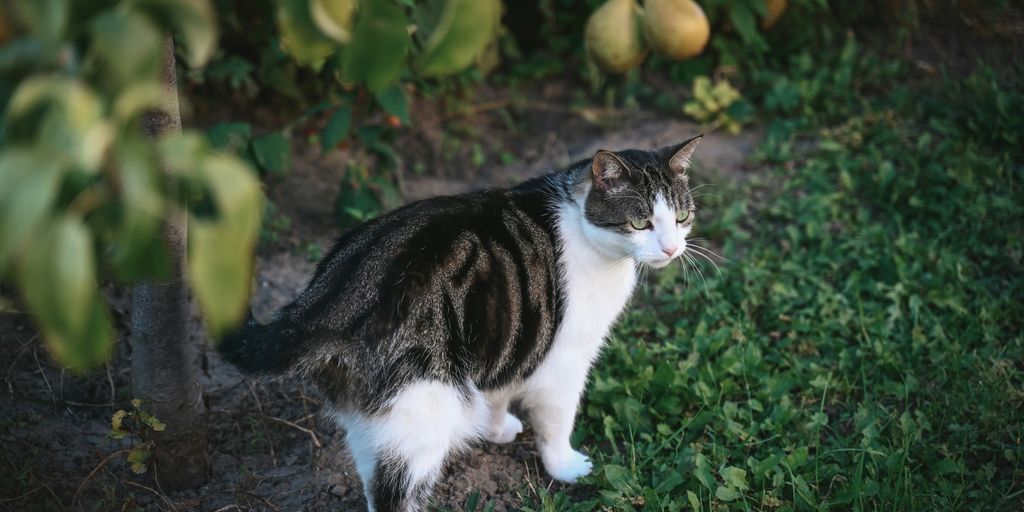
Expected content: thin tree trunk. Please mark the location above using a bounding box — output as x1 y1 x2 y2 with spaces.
131 37 208 491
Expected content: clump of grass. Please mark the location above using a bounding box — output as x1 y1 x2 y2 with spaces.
548 38 1024 511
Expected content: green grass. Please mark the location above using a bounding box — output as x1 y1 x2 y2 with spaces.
540 40 1024 511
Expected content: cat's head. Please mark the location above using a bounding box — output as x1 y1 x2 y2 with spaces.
578 136 701 268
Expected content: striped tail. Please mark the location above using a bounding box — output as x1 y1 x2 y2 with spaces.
218 311 305 375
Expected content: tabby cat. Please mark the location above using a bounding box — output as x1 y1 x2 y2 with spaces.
220 136 703 511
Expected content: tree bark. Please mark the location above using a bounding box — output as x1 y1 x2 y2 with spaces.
130 37 208 491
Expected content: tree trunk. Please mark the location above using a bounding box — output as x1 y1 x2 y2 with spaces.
130 37 208 491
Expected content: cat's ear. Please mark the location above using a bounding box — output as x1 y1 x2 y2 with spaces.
591 150 628 190
665 135 703 175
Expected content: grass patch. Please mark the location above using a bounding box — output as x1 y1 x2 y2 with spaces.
553 38 1024 511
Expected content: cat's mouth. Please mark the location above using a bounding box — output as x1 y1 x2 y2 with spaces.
641 256 676 269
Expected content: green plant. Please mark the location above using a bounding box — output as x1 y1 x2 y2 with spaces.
682 76 752 134
259 200 293 247
109 399 167 474
304 242 323 262
206 122 292 177
0 0 263 367
0 0 508 369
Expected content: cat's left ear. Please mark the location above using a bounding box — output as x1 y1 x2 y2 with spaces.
591 150 629 191
664 135 703 175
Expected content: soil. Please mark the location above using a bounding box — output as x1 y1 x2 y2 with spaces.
0 79 762 511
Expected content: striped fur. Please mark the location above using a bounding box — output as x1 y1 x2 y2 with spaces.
219 136 702 511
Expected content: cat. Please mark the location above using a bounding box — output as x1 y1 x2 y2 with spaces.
219 135 702 512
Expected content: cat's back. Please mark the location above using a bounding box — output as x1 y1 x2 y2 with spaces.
285 180 566 382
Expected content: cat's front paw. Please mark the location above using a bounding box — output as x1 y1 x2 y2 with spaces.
487 412 523 444
543 449 592 483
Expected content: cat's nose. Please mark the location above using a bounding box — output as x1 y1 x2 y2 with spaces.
661 245 678 257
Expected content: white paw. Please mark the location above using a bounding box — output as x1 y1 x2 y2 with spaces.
543 449 592 483
487 412 523 444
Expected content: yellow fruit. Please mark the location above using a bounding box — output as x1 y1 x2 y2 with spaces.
585 0 648 74
641 0 710 60
761 0 787 29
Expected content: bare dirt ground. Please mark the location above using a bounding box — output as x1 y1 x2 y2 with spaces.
0 83 762 511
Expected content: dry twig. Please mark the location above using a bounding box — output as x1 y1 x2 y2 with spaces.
123 479 176 510
70 449 129 509
267 416 322 449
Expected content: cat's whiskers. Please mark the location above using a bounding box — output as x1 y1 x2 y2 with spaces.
682 252 710 297
686 245 725 279
675 256 692 291
688 244 728 263
687 241 730 263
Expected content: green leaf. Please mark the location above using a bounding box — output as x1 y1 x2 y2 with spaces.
207 122 252 153
693 457 715 490
13 0 68 45
250 132 291 176
335 164 382 229
188 156 263 338
127 445 151 474
464 490 480 512
686 490 701 511
6 77 109 170
321 106 352 153
339 0 410 91
18 216 114 368
603 464 633 492
719 466 749 490
108 144 169 281
374 85 409 125
133 0 217 66
258 48 303 99
21 218 93 334
112 84 166 122
416 0 501 77
157 132 208 178
276 0 338 65
715 485 741 502
653 471 684 494
0 151 62 271
145 415 166 432
727 5 762 48
90 10 163 88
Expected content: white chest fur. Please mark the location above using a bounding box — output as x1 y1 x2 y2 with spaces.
507 199 640 484
549 203 637 363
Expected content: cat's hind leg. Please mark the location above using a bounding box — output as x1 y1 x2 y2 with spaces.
484 390 523 444
335 380 489 512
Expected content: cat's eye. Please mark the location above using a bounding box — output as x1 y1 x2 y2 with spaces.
676 210 691 223
630 218 652 230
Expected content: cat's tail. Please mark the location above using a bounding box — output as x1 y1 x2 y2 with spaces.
218 309 305 375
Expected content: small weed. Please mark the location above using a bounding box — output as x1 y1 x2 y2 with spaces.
108 399 166 474
304 243 323 263
259 200 292 247
683 77 753 135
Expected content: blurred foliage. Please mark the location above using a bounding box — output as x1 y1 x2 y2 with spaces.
682 76 752 134
0 0 262 367
0 0 504 369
